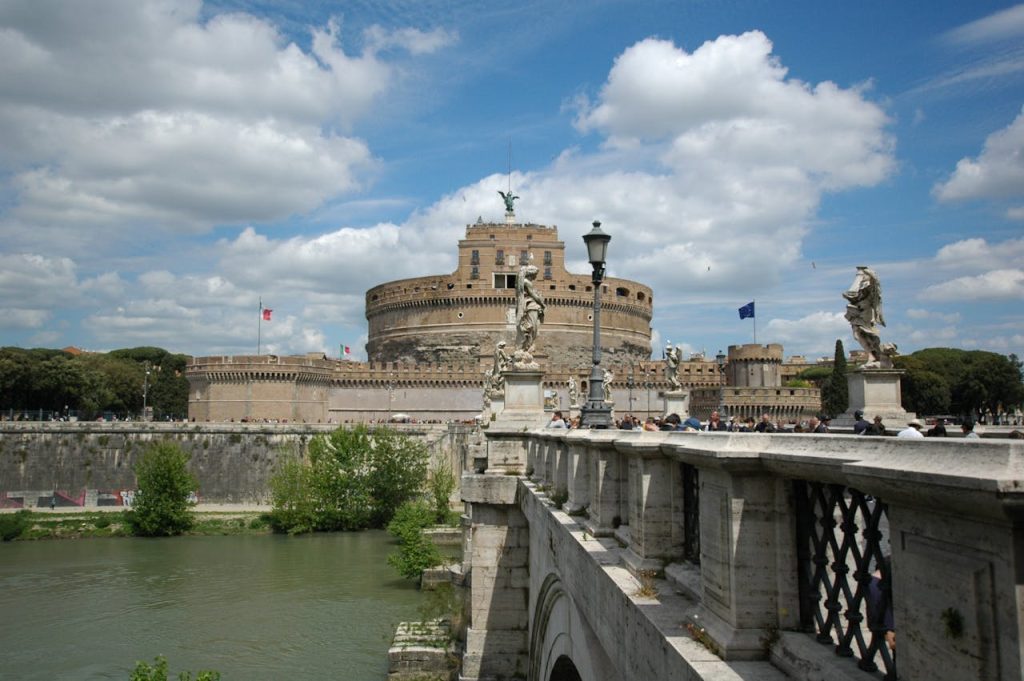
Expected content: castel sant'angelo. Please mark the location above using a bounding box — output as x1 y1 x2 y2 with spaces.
187 200 820 423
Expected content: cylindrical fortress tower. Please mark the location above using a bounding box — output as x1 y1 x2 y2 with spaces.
727 343 784 387
366 222 653 366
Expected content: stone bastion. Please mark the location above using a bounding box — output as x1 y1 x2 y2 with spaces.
365 221 653 366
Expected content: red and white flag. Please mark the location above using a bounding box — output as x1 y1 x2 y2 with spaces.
262 308 272 321
342 345 351 357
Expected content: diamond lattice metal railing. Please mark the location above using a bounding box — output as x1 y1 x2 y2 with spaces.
795 481 896 680
682 463 700 564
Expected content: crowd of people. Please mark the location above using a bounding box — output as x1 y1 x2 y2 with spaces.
546 409 1024 438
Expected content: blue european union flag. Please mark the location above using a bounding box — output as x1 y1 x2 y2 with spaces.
738 301 755 319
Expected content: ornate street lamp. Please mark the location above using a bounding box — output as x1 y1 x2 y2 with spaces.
580 221 613 428
715 350 727 419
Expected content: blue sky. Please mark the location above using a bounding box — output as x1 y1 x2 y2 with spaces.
0 0 1022 363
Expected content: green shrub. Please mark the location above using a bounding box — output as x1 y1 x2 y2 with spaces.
0 510 31 541
388 530 444 581
429 460 457 524
268 456 316 534
387 499 446 582
268 426 429 534
365 427 429 527
387 500 436 544
94 515 112 529
130 655 220 681
124 442 197 537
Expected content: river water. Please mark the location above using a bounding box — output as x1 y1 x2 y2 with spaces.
0 532 426 680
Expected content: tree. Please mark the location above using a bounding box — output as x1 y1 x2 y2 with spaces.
386 500 444 581
821 340 849 418
894 356 951 416
308 426 375 531
268 455 316 534
127 442 197 536
904 348 1024 418
796 366 832 388
269 425 429 534
367 427 429 527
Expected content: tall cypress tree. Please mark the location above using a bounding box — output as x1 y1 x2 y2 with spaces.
823 339 849 417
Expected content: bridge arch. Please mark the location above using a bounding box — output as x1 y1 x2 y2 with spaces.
528 573 614 681
549 655 582 681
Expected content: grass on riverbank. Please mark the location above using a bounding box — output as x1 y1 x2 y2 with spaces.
1 510 273 541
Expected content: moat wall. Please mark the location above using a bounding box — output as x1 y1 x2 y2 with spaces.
0 422 469 507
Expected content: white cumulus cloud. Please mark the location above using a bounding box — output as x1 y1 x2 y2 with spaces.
933 107 1024 202
0 1 413 253
921 269 1024 301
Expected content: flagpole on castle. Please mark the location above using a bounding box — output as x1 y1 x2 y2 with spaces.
257 296 262 356
753 298 757 344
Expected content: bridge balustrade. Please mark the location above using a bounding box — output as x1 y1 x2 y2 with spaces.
513 429 1023 681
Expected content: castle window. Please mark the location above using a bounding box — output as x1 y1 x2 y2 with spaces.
520 249 528 264
470 250 479 265
470 266 479 280
493 273 517 289
543 250 552 265
637 292 646 301
543 267 552 280
495 249 504 265
568 284 576 291
616 287 629 297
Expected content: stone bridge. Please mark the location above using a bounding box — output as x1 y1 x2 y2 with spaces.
460 429 1024 681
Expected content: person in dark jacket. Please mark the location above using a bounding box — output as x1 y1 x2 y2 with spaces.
853 410 870 435
865 415 887 436
705 410 728 431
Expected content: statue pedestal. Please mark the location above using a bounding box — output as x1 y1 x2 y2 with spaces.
835 368 914 426
660 390 691 418
486 369 547 474
486 394 504 419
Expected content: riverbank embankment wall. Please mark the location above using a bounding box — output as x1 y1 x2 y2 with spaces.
0 422 472 508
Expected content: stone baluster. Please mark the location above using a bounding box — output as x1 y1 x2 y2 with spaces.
665 437 793 660
616 433 684 574
563 431 592 514
526 433 543 480
583 431 626 537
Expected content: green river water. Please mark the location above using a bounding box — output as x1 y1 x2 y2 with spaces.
0 532 426 680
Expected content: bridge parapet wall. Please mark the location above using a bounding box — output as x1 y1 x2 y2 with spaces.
466 430 1024 680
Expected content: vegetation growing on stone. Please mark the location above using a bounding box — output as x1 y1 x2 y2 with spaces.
387 500 444 581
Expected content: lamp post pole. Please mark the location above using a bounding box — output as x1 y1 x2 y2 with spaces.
716 350 727 420
580 221 613 429
142 362 151 422
645 368 651 419
387 372 394 423
627 363 635 419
